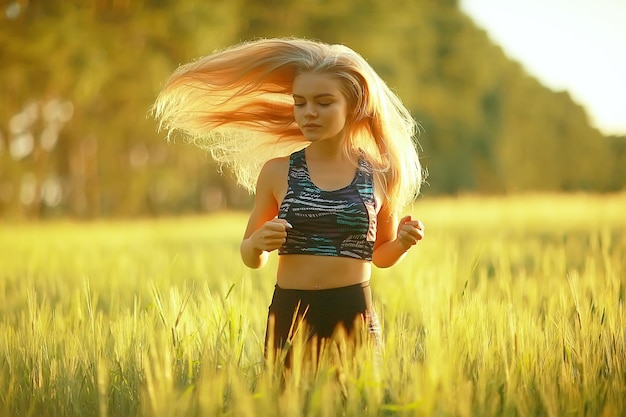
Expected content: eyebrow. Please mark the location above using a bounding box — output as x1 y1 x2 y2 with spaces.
292 93 336 99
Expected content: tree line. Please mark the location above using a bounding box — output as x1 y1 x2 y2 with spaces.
1 0 624 219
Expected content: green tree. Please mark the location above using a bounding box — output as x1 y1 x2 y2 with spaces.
0 0 622 219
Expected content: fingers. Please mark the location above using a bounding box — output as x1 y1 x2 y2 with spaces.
399 215 412 225
268 217 292 230
397 216 425 249
253 218 292 251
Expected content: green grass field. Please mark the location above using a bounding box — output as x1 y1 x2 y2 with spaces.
1 193 625 417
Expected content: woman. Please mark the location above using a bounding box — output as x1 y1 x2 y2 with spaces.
153 38 425 361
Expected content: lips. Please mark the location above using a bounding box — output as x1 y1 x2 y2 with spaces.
303 124 321 128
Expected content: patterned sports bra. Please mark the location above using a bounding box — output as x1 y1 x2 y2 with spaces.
278 149 377 260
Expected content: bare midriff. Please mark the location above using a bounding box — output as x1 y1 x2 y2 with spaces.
276 255 371 290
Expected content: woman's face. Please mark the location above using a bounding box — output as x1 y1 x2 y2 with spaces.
292 72 349 143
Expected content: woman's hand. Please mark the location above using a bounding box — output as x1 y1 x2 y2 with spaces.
396 215 425 251
249 218 292 252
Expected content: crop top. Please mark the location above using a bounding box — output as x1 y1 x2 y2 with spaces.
278 149 377 260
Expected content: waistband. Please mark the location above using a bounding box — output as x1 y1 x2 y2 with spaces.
274 281 370 294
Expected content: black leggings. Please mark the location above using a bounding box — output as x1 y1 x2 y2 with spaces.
265 282 381 356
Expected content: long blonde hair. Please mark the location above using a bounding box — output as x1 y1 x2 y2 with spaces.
153 37 423 213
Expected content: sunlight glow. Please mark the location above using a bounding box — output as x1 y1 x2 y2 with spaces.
461 0 626 135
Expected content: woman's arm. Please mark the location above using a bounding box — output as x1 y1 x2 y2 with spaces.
240 159 291 269
372 202 425 268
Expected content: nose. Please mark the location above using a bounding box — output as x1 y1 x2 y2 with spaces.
304 104 317 118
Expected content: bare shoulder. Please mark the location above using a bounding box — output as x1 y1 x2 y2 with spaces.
258 156 289 184
257 156 290 203
263 156 289 175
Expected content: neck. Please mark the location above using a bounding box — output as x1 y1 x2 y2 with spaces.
305 138 348 161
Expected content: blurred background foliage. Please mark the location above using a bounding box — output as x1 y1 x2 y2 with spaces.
1 0 624 219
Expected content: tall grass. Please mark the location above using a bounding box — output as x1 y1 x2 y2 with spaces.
1 194 625 416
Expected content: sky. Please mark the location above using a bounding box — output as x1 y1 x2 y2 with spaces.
459 0 626 136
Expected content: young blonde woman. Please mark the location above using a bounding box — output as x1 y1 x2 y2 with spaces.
153 38 425 361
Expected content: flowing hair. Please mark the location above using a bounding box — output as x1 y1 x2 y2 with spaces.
153 37 423 213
